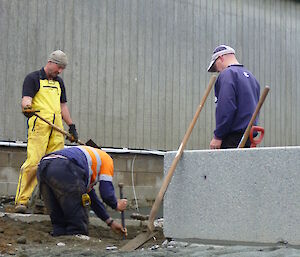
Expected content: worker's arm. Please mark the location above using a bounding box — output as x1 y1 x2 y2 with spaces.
99 181 118 209
89 188 110 221
214 71 237 139
99 180 127 212
60 102 73 126
61 103 78 142
21 96 36 118
21 96 32 108
89 188 127 235
210 137 222 149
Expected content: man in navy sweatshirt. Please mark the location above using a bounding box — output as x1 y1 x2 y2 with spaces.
37 146 127 236
207 44 260 149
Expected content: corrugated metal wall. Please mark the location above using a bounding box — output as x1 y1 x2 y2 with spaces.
0 0 299 150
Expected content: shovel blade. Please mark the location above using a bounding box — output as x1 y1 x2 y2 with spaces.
120 230 158 251
85 139 101 149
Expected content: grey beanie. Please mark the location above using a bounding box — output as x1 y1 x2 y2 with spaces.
48 50 68 67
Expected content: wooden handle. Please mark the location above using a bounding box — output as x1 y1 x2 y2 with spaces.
238 86 270 148
34 113 85 145
147 75 217 231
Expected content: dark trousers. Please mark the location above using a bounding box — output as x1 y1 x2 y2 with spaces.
37 158 89 236
221 132 251 149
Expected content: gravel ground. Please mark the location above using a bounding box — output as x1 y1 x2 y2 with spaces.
1 196 300 257
1 211 299 257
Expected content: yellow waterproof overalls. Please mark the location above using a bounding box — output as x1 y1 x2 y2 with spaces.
15 73 65 205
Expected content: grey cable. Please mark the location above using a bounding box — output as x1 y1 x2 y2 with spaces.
131 154 139 212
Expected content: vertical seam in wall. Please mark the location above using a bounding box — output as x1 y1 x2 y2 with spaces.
112 0 116 146
104 0 108 145
130 0 135 148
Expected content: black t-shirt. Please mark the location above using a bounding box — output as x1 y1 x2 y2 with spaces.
22 68 67 103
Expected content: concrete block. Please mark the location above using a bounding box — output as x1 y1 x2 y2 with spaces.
164 147 300 246
127 158 148 172
127 156 163 173
0 167 19 195
3 182 17 196
9 151 26 168
0 151 9 166
113 171 137 186
122 185 160 207
113 157 127 172
147 157 164 173
0 182 9 195
0 147 164 208
136 172 163 186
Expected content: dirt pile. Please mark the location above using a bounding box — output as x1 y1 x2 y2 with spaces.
0 213 164 256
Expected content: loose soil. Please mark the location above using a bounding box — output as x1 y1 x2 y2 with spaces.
0 198 165 256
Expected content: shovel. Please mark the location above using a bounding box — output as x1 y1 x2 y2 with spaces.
28 113 101 211
120 75 217 251
34 112 100 148
28 112 101 211
238 86 270 148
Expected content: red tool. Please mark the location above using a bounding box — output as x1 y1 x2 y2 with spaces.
249 126 264 147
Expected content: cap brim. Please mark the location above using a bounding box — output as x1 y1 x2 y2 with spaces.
207 59 217 72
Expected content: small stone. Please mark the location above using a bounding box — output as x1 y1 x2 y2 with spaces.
18 253 29 257
16 236 27 244
57 242 65 246
177 241 188 247
149 244 159 250
161 239 168 247
75 234 90 240
33 238 42 244
106 246 117 250
81 250 91 256
168 240 176 246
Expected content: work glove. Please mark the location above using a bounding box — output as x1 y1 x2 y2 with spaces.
22 105 36 118
68 124 78 142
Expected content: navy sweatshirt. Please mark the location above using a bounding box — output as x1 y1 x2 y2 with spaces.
214 64 260 139
53 147 117 222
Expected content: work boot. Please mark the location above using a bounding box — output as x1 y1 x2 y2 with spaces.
15 204 27 214
33 199 47 214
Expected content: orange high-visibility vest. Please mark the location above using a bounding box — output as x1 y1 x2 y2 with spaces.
75 146 114 192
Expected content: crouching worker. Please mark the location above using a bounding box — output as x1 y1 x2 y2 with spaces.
37 145 127 237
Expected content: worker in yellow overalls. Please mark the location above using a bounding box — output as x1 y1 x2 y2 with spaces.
15 50 79 213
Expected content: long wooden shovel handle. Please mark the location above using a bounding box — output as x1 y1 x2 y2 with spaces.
238 86 270 148
147 75 217 231
34 113 85 145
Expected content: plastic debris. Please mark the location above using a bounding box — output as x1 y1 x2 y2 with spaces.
106 246 118 250
57 242 65 246
168 240 177 246
153 218 164 228
75 234 90 240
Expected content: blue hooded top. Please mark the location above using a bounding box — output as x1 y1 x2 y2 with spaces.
214 64 260 139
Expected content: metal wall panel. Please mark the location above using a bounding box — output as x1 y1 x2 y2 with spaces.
0 0 299 150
